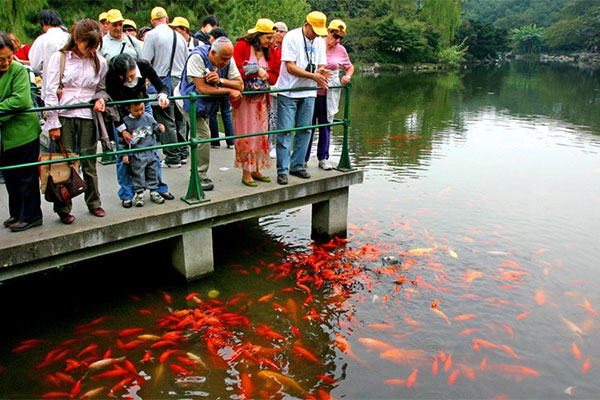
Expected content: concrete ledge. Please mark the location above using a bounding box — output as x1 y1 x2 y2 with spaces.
0 147 363 281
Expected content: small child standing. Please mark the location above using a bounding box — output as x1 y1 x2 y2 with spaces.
121 101 166 207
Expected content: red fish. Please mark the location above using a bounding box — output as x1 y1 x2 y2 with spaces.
294 345 321 364
516 311 531 320
454 314 477 321
448 369 460 385
406 368 418 388
431 357 439 375
118 328 145 337
384 379 405 386
108 377 134 397
444 353 452 371
578 299 599 317
258 292 274 302
572 342 581 360
240 372 253 399
160 349 181 363
170 363 193 376
42 392 71 399
582 356 590 373
70 378 82 398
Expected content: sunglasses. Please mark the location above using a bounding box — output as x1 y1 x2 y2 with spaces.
123 27 137 32
331 32 344 41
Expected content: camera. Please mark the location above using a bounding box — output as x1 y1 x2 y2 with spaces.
305 63 316 73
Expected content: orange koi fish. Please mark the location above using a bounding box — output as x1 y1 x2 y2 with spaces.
294 345 321 364
403 317 421 329
159 349 180 363
516 311 531 320
79 386 106 399
444 353 452 371
368 323 395 330
480 356 488 371
91 368 129 380
108 377 134 397
42 392 71 399
358 338 396 353
406 368 418 388
454 314 477 321
572 342 581 360
578 299 599 317
534 289 547 305
501 345 520 362
380 348 426 364
240 372 253 399
384 379 406 386
286 298 299 324
432 357 439 375
257 371 306 395
334 334 368 366
447 369 460 385
582 356 590 373
258 292 274 303
501 323 514 339
88 357 125 371
170 363 193 376
463 270 484 284
430 300 451 325
462 367 477 380
460 328 480 336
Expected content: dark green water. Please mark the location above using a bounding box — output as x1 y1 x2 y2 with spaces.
0 62 599 399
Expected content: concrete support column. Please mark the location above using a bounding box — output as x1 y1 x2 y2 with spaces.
311 187 349 238
171 223 214 281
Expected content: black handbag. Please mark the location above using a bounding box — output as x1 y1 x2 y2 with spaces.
44 140 87 203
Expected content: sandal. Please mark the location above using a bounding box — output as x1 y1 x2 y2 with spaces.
122 199 133 208
251 175 271 183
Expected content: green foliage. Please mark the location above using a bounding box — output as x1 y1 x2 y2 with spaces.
544 0 600 51
455 19 509 60
463 0 566 30
0 0 47 42
510 24 544 53
419 0 462 46
438 43 467 68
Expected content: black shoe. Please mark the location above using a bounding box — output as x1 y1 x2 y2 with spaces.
201 178 215 191
122 199 133 208
159 191 175 200
290 169 311 179
3 216 17 227
9 218 42 232
277 174 288 185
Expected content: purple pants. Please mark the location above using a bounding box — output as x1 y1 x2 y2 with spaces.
305 94 330 162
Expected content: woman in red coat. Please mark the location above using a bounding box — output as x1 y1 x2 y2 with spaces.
232 19 280 187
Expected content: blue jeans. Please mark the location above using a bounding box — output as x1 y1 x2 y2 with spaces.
209 97 234 147
276 95 316 175
115 103 169 200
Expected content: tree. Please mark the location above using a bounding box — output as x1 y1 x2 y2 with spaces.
510 24 544 53
455 19 509 60
419 0 462 46
0 0 46 42
544 0 600 51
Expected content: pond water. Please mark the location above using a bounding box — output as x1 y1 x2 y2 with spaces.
1 61 599 399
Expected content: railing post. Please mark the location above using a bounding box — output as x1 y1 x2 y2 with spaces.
182 93 209 204
336 82 353 171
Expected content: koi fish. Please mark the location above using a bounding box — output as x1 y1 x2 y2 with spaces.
501 323 514 339
41 392 71 399
258 292 274 303
384 379 406 386
534 289 547 305
240 372 253 399
463 270 484 283
88 357 125 371
447 369 460 385
358 338 396 353
444 353 452 371
454 314 477 321
186 352 208 369
79 386 106 398
293 345 321 364
257 371 306 395
108 377 134 397
578 299 599 317
516 311 531 320
170 363 193 376
561 316 583 336
406 368 418 388
403 317 421 329
138 334 161 341
572 342 581 360
118 328 145 337
486 364 539 377
91 368 129 380
334 334 368 366
582 356 590 373
380 348 426 364
368 323 394 330
460 328 480 336
432 357 439 375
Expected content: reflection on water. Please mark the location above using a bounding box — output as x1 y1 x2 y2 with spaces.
1 62 599 399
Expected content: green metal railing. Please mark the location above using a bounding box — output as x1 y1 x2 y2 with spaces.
0 84 353 204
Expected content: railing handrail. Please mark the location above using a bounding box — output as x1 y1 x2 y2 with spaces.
0 84 353 204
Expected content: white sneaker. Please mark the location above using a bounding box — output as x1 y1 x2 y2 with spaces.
149 191 165 204
133 192 144 207
318 159 333 170
269 148 277 159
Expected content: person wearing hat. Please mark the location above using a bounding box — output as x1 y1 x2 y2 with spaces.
29 9 69 100
99 11 109 36
100 9 142 62
305 19 354 171
123 19 138 38
274 11 331 185
194 15 219 45
169 17 199 51
141 6 189 168
175 37 243 191
231 18 281 187
268 21 288 158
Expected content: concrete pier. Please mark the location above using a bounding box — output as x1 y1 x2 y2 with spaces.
0 146 363 281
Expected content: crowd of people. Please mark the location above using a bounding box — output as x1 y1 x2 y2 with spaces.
0 7 354 232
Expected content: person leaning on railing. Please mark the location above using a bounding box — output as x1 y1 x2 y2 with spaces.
44 19 107 225
305 19 354 171
0 31 43 232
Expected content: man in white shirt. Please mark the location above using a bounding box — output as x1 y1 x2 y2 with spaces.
141 6 189 168
29 9 69 100
275 11 331 185
100 9 143 62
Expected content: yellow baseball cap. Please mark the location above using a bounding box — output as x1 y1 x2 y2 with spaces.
306 11 327 36
247 18 276 34
123 19 137 29
98 12 108 22
328 19 346 33
151 6 168 20
169 16 190 29
106 9 124 24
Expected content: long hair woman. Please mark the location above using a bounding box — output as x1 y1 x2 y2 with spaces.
44 19 107 224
